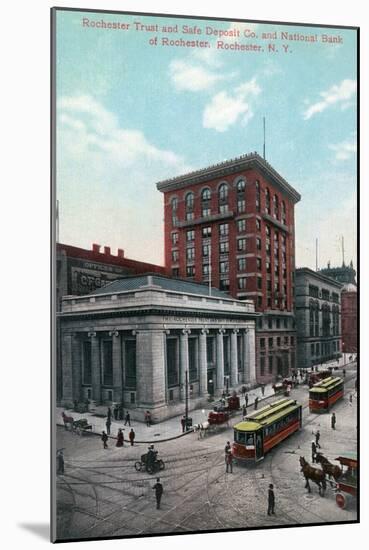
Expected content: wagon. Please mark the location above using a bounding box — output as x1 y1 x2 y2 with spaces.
134 452 165 474
72 418 92 435
334 452 357 509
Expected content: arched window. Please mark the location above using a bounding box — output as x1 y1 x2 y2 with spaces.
255 180 260 211
273 195 279 219
171 197 178 211
185 192 194 211
236 179 246 192
281 201 286 224
265 188 271 214
218 183 228 202
201 188 211 201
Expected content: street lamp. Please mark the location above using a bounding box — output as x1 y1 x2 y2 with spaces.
185 369 189 429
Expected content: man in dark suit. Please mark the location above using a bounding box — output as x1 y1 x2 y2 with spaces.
153 478 163 509
267 483 275 515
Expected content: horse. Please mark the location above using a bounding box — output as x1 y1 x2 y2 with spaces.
299 456 327 496
315 453 342 482
62 411 74 430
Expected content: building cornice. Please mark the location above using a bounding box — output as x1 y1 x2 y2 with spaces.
156 152 301 204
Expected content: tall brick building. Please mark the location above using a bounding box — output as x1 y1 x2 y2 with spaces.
156 152 301 384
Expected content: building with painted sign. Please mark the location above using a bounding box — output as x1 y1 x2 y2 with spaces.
59 274 258 421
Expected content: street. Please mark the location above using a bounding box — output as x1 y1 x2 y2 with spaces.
56 366 357 540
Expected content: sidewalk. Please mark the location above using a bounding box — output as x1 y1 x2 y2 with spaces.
56 382 277 444
56 360 356 444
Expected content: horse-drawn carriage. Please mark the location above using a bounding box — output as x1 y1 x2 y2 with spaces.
134 448 165 474
61 412 92 435
299 451 357 508
272 379 293 396
334 452 357 509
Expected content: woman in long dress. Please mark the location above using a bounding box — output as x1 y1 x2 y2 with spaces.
116 428 124 447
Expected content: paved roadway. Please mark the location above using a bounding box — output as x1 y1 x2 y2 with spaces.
55 365 357 541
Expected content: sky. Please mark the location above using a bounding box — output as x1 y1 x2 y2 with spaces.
55 9 357 271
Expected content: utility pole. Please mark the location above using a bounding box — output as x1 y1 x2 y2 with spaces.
341 236 345 266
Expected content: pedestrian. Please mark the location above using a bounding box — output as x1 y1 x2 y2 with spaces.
331 412 336 430
224 441 231 456
152 478 163 509
116 428 124 447
129 428 135 446
311 441 317 463
56 450 64 475
343 368 346 378
147 445 156 471
349 394 353 404
106 416 111 435
101 431 108 449
181 415 186 433
267 483 275 515
245 393 249 407
113 404 119 421
107 406 112 422
225 451 233 473
145 410 151 427
254 396 259 410
241 385 246 396
242 404 247 418
314 429 321 448
124 411 131 426
261 384 265 397
118 403 124 421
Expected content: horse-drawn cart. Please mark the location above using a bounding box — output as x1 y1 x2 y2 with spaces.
135 451 165 474
334 452 357 509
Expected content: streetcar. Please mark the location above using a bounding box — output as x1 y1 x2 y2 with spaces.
232 398 302 463
309 376 344 413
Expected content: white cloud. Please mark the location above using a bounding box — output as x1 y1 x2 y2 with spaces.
57 95 192 264
169 59 224 92
203 77 261 132
329 137 357 161
303 79 356 120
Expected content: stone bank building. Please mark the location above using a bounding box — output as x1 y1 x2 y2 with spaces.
59 274 258 421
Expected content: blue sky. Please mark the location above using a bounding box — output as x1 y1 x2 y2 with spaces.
56 9 357 270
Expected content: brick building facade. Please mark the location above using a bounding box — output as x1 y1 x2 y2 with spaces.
156 152 301 383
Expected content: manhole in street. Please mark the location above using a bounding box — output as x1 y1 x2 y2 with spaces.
154 433 161 437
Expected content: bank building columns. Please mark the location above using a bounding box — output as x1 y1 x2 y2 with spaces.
180 329 191 400
216 329 225 391
199 328 209 395
230 329 239 387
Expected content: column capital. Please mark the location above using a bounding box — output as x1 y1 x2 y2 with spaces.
201 328 209 335
182 328 191 335
232 328 240 334
218 328 226 334
88 331 97 338
109 330 119 337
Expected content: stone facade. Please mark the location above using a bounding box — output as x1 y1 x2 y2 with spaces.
295 268 342 369
59 275 258 422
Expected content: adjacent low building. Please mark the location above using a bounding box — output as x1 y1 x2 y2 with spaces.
59 274 259 422
295 268 342 369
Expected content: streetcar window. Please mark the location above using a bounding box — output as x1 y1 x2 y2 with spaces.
235 430 246 444
310 392 323 401
245 434 254 446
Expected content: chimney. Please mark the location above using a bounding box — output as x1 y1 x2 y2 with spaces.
92 243 101 253
117 248 124 258
104 246 111 255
